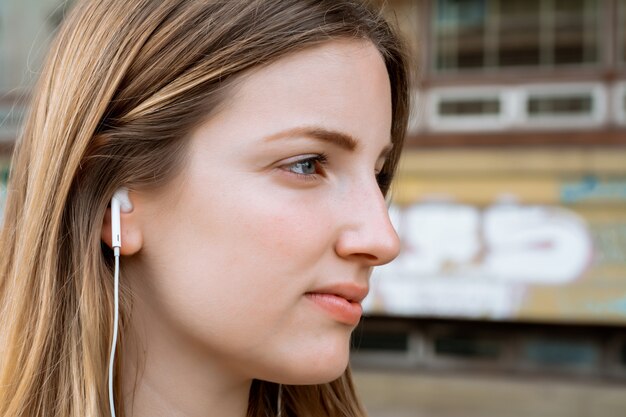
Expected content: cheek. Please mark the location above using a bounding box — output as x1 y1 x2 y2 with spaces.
245 208 327 262
140 179 337 340
216 183 335 273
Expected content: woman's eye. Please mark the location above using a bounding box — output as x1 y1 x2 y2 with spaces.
289 159 317 175
282 154 328 178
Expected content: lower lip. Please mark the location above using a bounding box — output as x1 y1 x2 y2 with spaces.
305 293 363 326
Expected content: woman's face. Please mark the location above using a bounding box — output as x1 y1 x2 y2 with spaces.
126 39 400 385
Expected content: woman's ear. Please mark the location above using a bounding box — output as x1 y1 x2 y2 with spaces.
101 191 143 255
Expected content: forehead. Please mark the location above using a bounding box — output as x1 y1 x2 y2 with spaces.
191 39 392 153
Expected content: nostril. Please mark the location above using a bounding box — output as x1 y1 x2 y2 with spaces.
356 253 378 262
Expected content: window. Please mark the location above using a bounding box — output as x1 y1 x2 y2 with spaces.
439 98 501 116
519 83 606 129
426 83 606 132
427 86 513 132
433 0 601 73
527 96 592 116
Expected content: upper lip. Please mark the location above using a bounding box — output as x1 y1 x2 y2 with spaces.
306 283 369 304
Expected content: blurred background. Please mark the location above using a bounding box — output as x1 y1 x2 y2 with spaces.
1 1 625 416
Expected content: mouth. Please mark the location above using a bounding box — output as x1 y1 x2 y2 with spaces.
304 283 368 326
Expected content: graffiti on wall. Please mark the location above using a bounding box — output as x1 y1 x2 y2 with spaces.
365 201 626 324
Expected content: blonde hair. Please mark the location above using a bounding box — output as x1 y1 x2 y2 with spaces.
0 0 410 416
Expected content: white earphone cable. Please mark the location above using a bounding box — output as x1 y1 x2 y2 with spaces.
277 384 283 417
108 248 120 417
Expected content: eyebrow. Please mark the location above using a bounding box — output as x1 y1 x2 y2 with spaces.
262 126 393 159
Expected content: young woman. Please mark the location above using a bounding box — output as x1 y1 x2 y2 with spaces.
0 1 410 416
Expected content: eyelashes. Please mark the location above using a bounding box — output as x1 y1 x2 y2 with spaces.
282 153 329 181
281 153 390 190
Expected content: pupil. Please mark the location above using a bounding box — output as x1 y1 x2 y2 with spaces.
297 160 315 174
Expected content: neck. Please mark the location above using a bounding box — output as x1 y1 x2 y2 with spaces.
119 298 251 417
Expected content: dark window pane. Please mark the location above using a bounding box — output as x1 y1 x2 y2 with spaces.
554 0 599 65
499 45 541 67
355 331 409 352
498 0 541 66
555 0 584 14
554 45 592 65
457 48 485 68
439 98 501 116
434 335 501 359
527 96 592 115
523 339 598 367
435 0 487 70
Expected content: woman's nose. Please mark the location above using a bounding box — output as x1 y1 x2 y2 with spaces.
334 183 401 266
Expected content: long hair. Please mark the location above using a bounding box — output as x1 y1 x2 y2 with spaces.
0 1 410 416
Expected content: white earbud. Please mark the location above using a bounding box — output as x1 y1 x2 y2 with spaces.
111 188 133 249
109 187 132 417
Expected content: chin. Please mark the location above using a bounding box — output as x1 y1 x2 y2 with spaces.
274 336 352 385
278 361 349 385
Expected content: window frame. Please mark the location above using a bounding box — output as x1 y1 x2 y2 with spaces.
430 0 605 75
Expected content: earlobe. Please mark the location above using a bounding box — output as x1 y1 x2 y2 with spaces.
101 205 143 256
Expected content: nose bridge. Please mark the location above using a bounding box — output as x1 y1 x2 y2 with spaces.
335 177 400 265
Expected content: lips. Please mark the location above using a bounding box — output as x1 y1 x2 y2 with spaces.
305 283 368 326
